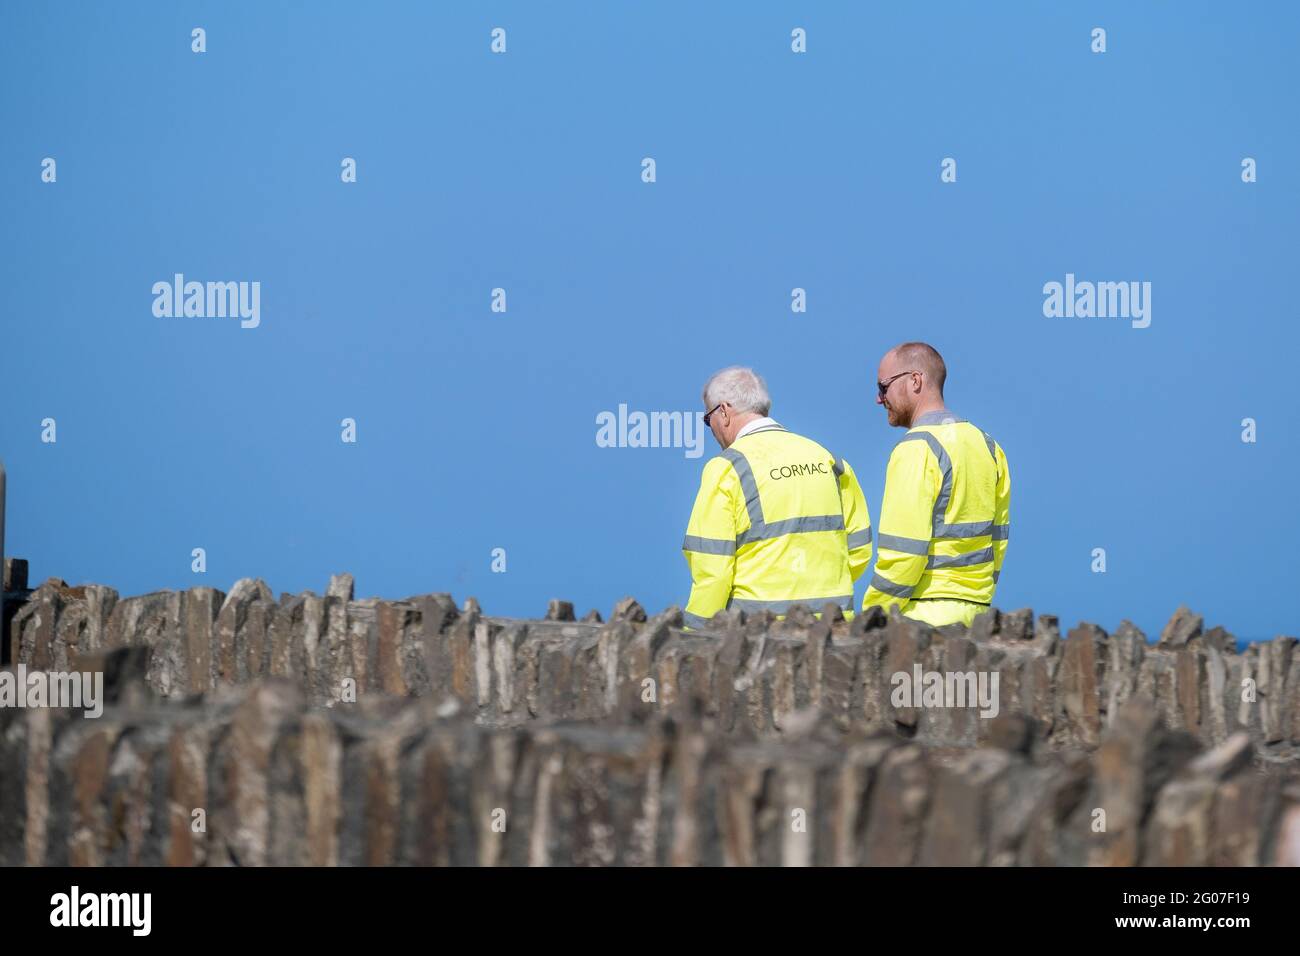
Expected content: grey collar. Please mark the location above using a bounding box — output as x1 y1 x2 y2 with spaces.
913 409 963 426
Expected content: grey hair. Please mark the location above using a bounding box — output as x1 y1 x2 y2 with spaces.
702 366 771 416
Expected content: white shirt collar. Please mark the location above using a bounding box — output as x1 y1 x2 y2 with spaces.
735 416 780 440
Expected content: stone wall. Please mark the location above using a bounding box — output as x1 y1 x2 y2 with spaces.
2 669 1297 867
3 567 1300 866
6 573 1300 759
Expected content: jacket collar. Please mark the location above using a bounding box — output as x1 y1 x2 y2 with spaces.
735 416 785 439
912 409 964 426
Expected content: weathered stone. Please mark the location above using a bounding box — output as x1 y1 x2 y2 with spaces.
918 748 1013 865
2 575 1298 769
534 625 586 720
1171 645 1205 738
57 719 124 866
969 607 1000 643
1088 697 1200 866
821 636 863 733
1211 771 1279 865
1105 620 1146 729
1259 636 1296 744
941 634 980 746
3 557 29 592
326 573 354 602
426 600 478 710
214 579 273 687
208 682 302 866
984 712 1037 754
1199 625 1236 655
92 645 155 710
545 600 575 622
1058 623 1105 747
1020 658 1064 737
1016 753 1091 866
1287 648 1300 745
2 675 1297 868
14 580 66 669
1159 604 1202 648
611 596 647 623
1147 733 1252 866
614 612 675 720
1270 801 1300 866
1000 608 1034 642
182 587 222 694
1031 614 1060 654
164 709 222 867
861 744 932 865
984 759 1055 865
881 617 931 732
851 605 887 634
489 621 531 716
375 601 415 697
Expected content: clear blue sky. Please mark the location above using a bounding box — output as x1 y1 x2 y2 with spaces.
2 2 1296 643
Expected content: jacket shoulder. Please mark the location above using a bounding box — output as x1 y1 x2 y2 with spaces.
893 428 943 458
699 454 739 484
959 420 1005 464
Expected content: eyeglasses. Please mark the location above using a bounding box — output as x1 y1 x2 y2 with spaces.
877 370 919 398
703 402 725 426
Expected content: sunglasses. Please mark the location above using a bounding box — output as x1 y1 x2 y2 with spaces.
877 370 919 398
703 402 725 426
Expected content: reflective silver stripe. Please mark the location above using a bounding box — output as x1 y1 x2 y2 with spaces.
767 514 845 535
901 427 1002 541
721 448 765 531
981 430 998 463
937 520 993 539
899 431 952 539
847 528 873 550
993 570 1001 583
991 524 1010 541
725 444 852 549
738 514 844 546
727 594 853 614
682 611 713 629
868 573 915 599
683 535 736 556
877 532 929 555
927 546 994 570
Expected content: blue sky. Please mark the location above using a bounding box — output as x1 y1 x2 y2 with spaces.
1 2 1296 643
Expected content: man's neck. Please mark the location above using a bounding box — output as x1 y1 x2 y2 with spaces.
906 398 947 428
723 413 770 448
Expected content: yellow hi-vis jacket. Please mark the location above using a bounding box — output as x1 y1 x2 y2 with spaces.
863 409 1010 615
681 421 873 630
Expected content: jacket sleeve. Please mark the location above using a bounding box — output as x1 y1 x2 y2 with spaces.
863 438 939 612
681 456 739 630
836 457 873 582
992 443 1011 585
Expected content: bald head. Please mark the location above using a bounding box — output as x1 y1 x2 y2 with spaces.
889 342 946 393
875 341 948 428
